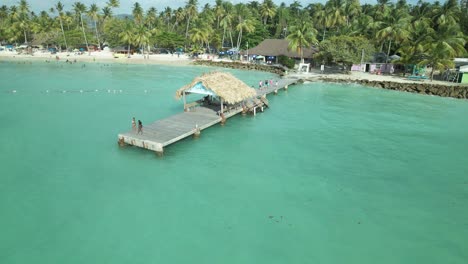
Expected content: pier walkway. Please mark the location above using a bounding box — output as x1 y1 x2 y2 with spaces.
118 78 298 153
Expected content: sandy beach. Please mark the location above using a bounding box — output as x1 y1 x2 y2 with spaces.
0 50 192 66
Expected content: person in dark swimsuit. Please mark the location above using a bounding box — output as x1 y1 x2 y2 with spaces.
137 120 143 134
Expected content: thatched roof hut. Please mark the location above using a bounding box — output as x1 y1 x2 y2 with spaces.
242 39 318 59
176 72 256 104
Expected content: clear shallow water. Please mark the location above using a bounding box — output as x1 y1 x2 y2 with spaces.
0 61 467 263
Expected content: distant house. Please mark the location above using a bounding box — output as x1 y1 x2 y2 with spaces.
76 44 99 51
112 46 134 55
242 39 318 63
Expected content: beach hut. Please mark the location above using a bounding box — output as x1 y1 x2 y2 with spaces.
175 72 256 114
242 39 318 63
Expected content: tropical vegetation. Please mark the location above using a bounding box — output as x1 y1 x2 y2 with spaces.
0 0 467 77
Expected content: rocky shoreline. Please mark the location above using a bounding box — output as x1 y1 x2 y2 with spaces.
317 77 468 99
192 60 286 75
192 60 468 100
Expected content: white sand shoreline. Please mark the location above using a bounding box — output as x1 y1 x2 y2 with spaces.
0 50 193 66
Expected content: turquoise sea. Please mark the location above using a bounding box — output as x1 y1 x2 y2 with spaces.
0 61 467 263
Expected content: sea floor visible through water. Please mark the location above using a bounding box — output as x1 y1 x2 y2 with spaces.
0 61 467 263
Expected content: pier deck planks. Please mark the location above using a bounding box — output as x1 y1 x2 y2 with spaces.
118 78 298 153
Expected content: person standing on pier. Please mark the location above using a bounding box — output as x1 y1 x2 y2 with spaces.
138 120 143 134
132 117 136 131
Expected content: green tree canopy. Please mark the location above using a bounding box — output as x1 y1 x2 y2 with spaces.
317 36 376 69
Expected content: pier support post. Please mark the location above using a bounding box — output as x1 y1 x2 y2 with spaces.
284 85 288 90
193 124 201 137
274 89 278 95
253 107 257 116
220 113 226 125
220 98 224 114
155 149 164 157
118 137 126 147
242 104 247 115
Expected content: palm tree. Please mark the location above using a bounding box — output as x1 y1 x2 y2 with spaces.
73 2 89 53
190 26 208 47
132 2 144 25
184 0 198 40
88 3 100 49
374 0 392 21
106 0 119 9
17 0 30 43
433 0 460 27
311 4 331 41
32 10 51 33
220 11 233 48
163 7 172 30
200 4 215 26
325 0 346 32
289 1 302 16
174 8 185 31
395 0 409 13
275 5 290 38
0 6 10 40
234 3 254 49
214 0 224 28
345 0 361 26
134 24 151 59
376 8 411 62
105 0 119 22
220 2 234 48
145 7 157 29
53 2 68 51
102 6 112 19
286 12 318 63
119 21 134 57
260 0 276 25
420 23 466 80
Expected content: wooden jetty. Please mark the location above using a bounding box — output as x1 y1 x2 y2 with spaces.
118 72 298 154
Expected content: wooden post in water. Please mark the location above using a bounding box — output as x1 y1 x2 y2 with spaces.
155 149 164 157
274 89 278 95
183 91 187 111
220 113 226 125
284 85 288 90
194 124 201 137
118 137 125 146
220 98 224 114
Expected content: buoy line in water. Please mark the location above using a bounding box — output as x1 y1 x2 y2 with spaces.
5 89 155 94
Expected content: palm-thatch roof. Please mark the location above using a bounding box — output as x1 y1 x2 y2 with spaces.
242 39 318 58
176 72 256 104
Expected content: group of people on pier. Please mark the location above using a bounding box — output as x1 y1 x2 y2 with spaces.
132 117 143 134
258 79 278 90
